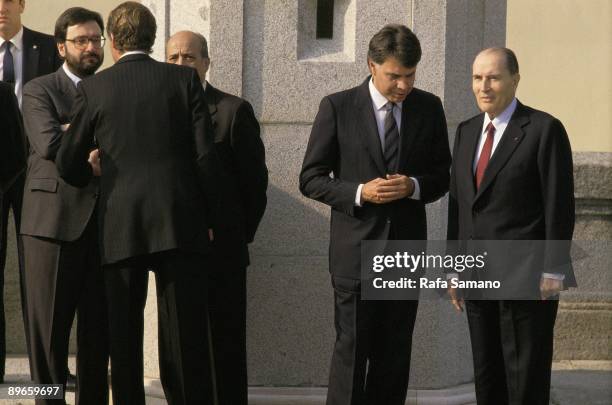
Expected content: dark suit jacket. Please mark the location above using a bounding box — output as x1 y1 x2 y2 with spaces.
20 67 98 241
0 82 25 192
56 54 219 265
447 100 576 290
22 27 63 85
300 78 451 279
203 83 267 267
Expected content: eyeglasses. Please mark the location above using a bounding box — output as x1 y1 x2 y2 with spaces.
65 36 106 49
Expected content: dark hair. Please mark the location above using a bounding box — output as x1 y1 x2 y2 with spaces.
54 7 104 44
368 24 421 68
107 1 156 54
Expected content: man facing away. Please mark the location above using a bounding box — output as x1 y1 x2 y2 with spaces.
166 30 268 405
56 2 221 404
300 24 451 405
0 0 61 383
447 47 576 405
20 7 109 404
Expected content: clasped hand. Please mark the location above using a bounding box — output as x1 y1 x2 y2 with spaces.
361 174 414 204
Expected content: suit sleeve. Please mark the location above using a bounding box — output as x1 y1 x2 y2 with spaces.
190 72 221 221
56 85 94 188
446 122 462 241
0 86 26 192
22 81 64 161
299 96 359 216
414 96 451 204
231 100 268 243
538 118 575 275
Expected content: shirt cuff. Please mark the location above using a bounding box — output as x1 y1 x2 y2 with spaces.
355 184 364 207
542 272 565 281
408 177 420 200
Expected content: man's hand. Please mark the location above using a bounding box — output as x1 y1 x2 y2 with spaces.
540 277 563 300
88 149 101 176
448 287 464 313
361 175 415 204
361 177 387 204
208 228 214 241
60 123 70 132
376 174 414 203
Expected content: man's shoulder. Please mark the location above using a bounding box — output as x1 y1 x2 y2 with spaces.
208 85 251 111
22 26 55 46
516 102 559 125
23 69 61 95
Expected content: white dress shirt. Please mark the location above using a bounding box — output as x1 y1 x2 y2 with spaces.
448 97 563 282
354 79 421 206
0 26 25 107
62 62 82 87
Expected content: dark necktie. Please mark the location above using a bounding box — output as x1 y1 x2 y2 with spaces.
475 122 496 189
2 41 15 85
384 102 399 173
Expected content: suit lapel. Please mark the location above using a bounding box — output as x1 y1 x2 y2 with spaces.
355 79 386 175
474 102 529 202
397 91 422 168
203 83 218 130
22 28 40 84
56 67 77 99
460 116 483 201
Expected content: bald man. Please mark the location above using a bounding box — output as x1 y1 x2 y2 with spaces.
447 47 575 405
167 31 268 405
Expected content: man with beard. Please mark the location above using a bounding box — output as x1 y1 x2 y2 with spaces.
20 7 108 403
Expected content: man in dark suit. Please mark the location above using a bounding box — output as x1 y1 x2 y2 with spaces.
0 0 62 384
299 24 451 405
56 3 220 405
166 30 268 405
0 82 25 195
21 8 109 404
447 47 575 405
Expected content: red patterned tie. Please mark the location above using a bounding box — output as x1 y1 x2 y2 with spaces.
475 122 495 190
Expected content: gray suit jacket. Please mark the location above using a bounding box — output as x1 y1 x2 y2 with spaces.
20 67 98 241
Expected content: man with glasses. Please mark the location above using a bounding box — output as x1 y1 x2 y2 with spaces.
20 8 109 403
0 0 61 384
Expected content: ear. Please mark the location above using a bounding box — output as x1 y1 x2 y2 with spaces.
367 58 376 75
513 73 521 88
19 0 25 13
57 42 66 59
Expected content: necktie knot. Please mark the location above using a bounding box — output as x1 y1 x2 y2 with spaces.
486 122 496 137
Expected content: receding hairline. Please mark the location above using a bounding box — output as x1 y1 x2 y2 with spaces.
166 30 208 58
474 47 519 75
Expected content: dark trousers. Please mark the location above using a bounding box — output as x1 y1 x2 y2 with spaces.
326 275 419 405
208 265 247 405
465 299 559 405
0 174 25 380
22 218 109 405
103 250 214 405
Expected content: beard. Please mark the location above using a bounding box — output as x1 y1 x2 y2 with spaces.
65 50 103 77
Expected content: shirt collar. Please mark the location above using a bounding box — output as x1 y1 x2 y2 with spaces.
62 62 82 87
483 98 517 131
202 80 207 91
369 77 402 111
119 50 148 59
2 26 23 50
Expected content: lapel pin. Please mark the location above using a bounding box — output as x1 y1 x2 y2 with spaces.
514 137 519 141
33 45 37 49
